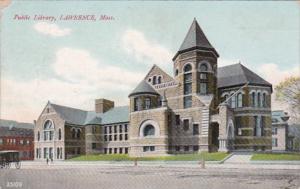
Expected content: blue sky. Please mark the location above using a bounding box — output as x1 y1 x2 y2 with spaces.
1 1 299 122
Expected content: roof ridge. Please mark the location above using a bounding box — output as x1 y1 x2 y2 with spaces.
50 103 88 113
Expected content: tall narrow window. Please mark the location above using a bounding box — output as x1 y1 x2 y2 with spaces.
58 129 62 140
237 93 243 108
231 94 236 108
134 98 138 111
72 129 76 139
193 124 199 135
254 116 261 137
145 97 151 109
157 76 162 84
252 92 256 107
262 93 267 107
175 115 180 125
153 76 157 85
184 64 192 108
76 129 81 139
183 119 189 131
199 63 208 95
257 92 261 107
200 83 207 94
37 131 40 141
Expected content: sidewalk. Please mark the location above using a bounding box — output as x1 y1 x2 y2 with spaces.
19 160 300 170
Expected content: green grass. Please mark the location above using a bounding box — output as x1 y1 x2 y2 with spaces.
251 153 300 161
69 152 229 161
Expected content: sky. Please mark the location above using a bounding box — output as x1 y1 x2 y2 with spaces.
0 1 299 123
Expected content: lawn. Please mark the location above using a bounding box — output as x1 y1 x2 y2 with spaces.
70 152 229 161
251 153 300 161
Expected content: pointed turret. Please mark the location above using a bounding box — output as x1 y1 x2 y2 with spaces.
173 18 219 60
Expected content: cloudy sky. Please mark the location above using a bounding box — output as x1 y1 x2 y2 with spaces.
1 1 299 123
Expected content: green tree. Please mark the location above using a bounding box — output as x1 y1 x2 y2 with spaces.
275 76 300 122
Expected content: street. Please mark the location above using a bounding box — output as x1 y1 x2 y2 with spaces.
1 164 300 189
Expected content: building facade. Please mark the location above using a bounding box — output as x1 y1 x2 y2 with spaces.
34 19 273 160
0 120 34 160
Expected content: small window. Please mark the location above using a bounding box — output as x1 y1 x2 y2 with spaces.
193 145 199 152
193 124 199 135
104 148 107 154
76 129 81 139
109 126 112 134
272 127 277 135
237 93 243 108
199 83 207 94
37 131 40 141
125 134 128 140
104 127 107 134
119 125 123 133
114 125 117 133
183 119 189 131
119 134 123 141
175 69 179 76
175 115 180 125
175 146 180 151
184 64 192 72
184 146 189 152
124 124 128 132
184 96 192 108
148 78 152 83
92 143 96 149
114 148 117 154
58 129 62 140
157 76 162 84
104 135 108 141
109 135 112 141
199 64 208 72
119 148 123 154
109 148 112 154
114 135 117 141
125 148 129 154
231 94 236 108
145 97 151 109
153 76 157 85
144 125 155 137
92 126 96 134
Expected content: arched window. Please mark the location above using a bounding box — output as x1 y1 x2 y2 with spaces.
175 69 179 76
257 92 261 107
237 93 243 108
77 129 81 139
184 64 192 108
157 76 162 84
148 78 151 83
184 64 192 72
143 125 155 137
200 64 208 72
231 94 236 108
43 120 54 141
58 129 62 140
152 76 157 85
252 92 256 107
262 93 267 107
72 128 76 139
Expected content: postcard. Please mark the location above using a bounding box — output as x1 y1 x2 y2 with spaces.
0 1 299 189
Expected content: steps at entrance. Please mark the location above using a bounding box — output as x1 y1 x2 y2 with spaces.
224 152 253 164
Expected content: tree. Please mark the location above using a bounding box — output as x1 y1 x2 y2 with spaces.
275 76 300 122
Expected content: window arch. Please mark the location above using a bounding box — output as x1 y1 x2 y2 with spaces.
183 64 192 73
143 125 155 137
43 120 54 141
152 76 157 85
58 128 62 140
157 76 162 84
77 129 81 139
237 93 243 108
71 128 76 139
200 64 208 72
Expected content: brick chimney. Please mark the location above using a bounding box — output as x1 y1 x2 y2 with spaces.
95 98 114 113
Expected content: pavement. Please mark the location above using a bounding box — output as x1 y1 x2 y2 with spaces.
1 164 300 189
223 152 252 164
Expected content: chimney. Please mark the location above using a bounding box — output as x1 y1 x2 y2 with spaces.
95 98 114 113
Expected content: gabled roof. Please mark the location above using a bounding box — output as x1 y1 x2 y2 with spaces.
217 63 272 89
128 80 159 97
51 103 88 125
144 64 175 83
49 103 129 126
0 127 33 137
173 18 219 60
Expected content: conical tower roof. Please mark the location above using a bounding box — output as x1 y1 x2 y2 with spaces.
173 18 219 60
128 80 159 97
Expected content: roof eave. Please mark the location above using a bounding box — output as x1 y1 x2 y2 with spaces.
172 46 219 61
